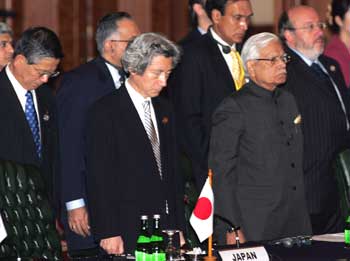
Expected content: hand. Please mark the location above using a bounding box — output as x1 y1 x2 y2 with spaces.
179 231 186 247
226 229 246 245
100 236 124 255
68 206 91 237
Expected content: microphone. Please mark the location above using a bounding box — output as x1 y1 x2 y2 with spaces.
208 27 232 54
214 214 241 248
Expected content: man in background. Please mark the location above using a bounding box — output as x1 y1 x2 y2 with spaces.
179 0 212 47
169 0 253 189
279 5 350 234
0 22 14 70
57 12 140 257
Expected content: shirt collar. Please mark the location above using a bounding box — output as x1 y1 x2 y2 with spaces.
6 65 28 97
125 78 151 104
288 46 320 66
210 27 236 50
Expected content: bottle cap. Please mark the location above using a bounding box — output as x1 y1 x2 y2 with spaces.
153 214 161 219
140 215 148 220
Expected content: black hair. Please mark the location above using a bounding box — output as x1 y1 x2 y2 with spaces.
330 0 350 33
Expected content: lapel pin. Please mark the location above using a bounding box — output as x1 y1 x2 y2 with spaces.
294 114 301 125
162 117 169 125
330 65 336 72
43 112 50 122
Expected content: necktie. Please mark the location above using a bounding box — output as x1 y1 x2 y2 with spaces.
25 91 41 158
143 100 162 179
230 50 245 91
311 62 350 130
311 62 329 81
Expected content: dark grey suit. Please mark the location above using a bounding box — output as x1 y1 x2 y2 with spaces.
209 82 311 243
282 47 350 234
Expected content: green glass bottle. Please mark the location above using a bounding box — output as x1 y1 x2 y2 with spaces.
135 215 151 261
345 215 350 248
150 214 165 261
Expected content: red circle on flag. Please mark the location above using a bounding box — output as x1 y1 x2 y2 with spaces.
193 197 212 220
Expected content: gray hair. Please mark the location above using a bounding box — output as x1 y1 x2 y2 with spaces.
95 12 132 54
241 32 280 76
122 32 181 75
0 22 12 36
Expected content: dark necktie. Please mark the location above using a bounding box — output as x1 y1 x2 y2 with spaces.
25 91 41 158
143 100 162 179
311 62 329 81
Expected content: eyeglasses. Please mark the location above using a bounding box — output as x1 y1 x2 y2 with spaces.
31 64 60 78
254 54 291 65
286 22 327 32
110 39 132 43
0 40 13 48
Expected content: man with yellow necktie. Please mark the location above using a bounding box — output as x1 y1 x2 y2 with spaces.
169 0 253 190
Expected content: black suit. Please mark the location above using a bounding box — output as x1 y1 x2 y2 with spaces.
178 28 203 47
0 68 58 205
169 31 236 189
282 47 350 233
57 56 116 251
209 82 311 243
86 84 184 254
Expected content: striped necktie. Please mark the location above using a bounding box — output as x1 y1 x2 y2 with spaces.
230 50 245 91
142 100 162 179
25 91 41 158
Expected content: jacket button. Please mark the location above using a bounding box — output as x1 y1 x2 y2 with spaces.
291 163 295 168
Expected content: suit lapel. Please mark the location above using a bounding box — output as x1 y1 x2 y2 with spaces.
204 33 235 92
0 69 39 161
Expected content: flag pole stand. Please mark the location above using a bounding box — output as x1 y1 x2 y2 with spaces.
204 170 217 261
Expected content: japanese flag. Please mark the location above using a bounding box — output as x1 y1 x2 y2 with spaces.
190 177 214 242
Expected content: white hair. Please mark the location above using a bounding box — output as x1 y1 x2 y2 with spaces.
240 32 280 76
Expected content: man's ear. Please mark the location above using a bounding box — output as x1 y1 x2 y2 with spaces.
13 54 26 67
334 15 343 28
246 61 255 79
211 9 222 25
284 30 294 45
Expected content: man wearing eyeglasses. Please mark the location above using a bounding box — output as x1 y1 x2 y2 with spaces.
279 5 350 234
209 32 311 245
0 26 63 205
0 22 14 71
57 12 140 257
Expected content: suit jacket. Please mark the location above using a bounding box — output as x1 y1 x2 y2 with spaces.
0 68 58 204
169 31 236 189
282 47 350 214
209 82 311 243
178 28 203 47
57 56 116 250
86 85 184 254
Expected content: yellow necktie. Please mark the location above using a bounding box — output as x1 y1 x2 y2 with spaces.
230 50 245 91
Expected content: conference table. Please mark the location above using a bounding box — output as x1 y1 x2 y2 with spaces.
215 240 350 261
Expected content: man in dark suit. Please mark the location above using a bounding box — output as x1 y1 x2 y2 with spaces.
169 0 253 189
0 22 14 71
57 12 140 256
86 33 185 254
0 26 63 205
179 0 212 47
209 32 311 245
279 5 350 234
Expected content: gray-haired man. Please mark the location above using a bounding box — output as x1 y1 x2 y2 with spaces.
57 12 140 256
86 32 185 254
0 22 14 70
209 32 311 245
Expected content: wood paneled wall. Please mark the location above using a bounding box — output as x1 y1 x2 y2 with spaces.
0 0 331 71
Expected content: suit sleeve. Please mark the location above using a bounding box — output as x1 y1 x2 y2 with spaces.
57 75 89 205
209 97 244 238
86 101 121 240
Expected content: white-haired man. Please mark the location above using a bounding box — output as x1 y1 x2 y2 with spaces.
209 32 311 245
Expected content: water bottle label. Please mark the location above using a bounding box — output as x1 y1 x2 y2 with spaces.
152 252 166 261
135 251 151 261
345 229 350 244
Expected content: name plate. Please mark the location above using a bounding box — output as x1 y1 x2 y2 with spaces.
218 246 269 261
